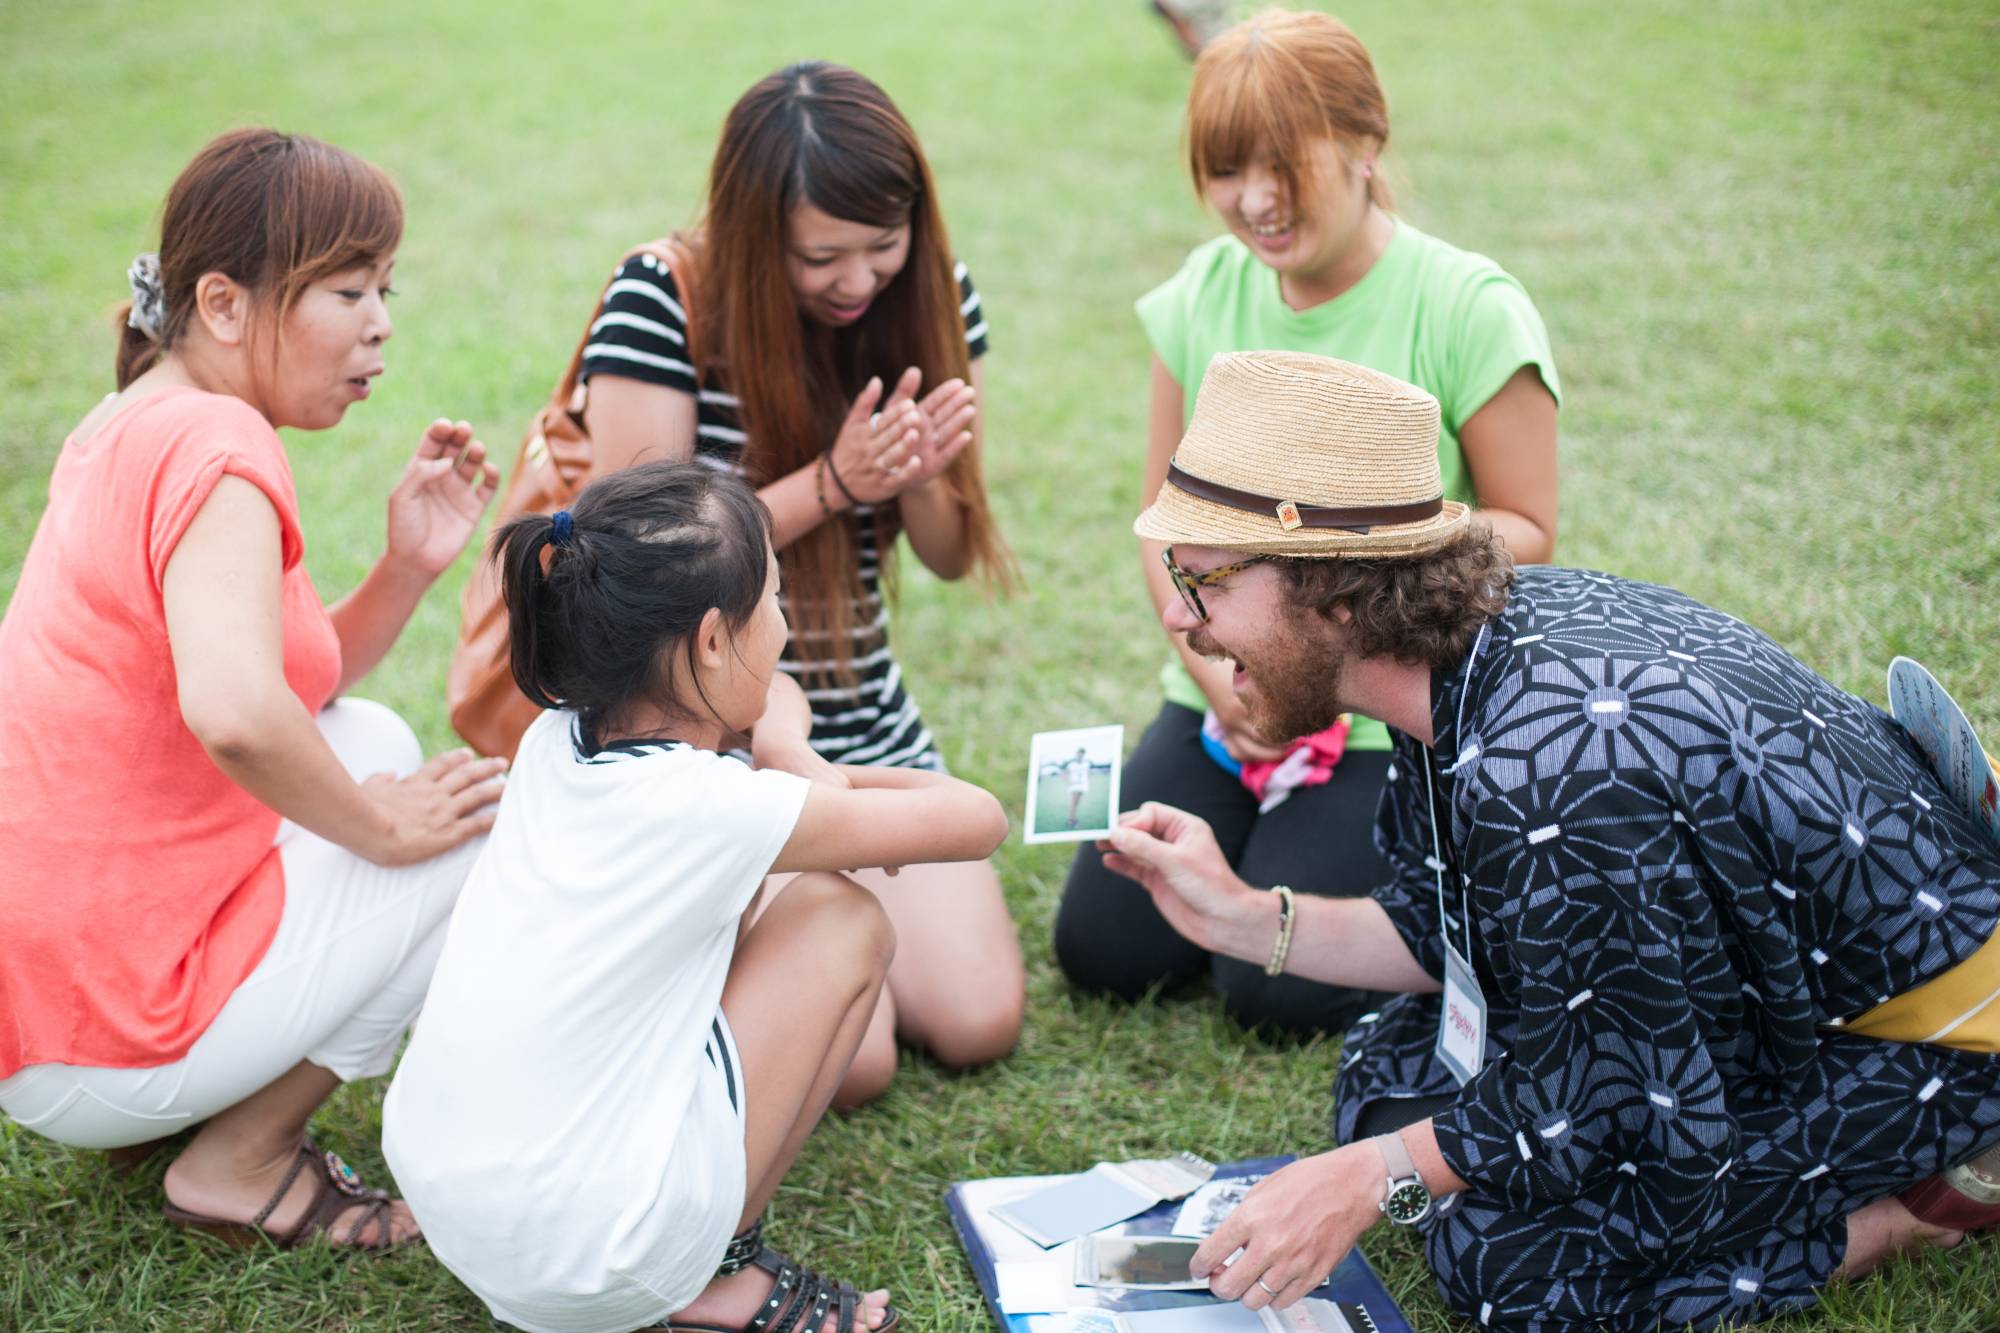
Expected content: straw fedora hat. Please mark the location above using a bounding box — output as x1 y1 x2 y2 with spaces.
1134 350 1469 557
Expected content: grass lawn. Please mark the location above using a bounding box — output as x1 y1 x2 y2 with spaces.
3 0 1998 1328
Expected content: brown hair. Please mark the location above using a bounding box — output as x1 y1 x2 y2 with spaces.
115 128 404 389
1185 8 1393 211
689 61 1014 684
1274 524 1513 671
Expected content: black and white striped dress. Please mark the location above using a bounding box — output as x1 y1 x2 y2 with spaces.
579 251 989 770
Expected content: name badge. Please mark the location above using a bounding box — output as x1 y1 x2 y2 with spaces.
1436 941 1487 1085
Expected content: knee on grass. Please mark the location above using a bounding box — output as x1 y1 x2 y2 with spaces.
1052 901 1173 1003
910 982 1024 1070
832 1032 899 1109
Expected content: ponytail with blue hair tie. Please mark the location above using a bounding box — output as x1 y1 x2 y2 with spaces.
550 509 575 549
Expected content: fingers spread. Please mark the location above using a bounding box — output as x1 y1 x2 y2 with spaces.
847 376 884 423
443 754 509 794
418 418 472 459
919 376 965 409
415 418 453 457
454 438 488 480
421 747 476 780
933 430 973 470
452 775 508 816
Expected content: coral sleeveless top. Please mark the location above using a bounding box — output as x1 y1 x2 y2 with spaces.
0 387 341 1076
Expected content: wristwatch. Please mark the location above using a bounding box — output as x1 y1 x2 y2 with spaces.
1373 1131 1432 1225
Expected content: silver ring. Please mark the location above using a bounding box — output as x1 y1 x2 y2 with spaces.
1256 1278 1280 1296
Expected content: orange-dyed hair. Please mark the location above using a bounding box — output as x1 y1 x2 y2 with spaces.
1185 9 1394 211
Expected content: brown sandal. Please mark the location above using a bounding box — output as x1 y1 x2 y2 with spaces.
162 1139 409 1252
641 1217 898 1333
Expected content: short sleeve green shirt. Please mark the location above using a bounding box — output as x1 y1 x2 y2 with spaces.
1136 223 1561 751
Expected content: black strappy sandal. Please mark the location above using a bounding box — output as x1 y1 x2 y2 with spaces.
642 1216 899 1333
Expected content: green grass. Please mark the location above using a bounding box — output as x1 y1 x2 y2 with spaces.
3 0 1998 1328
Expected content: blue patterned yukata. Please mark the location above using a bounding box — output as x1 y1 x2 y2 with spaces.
1332 566 2000 1331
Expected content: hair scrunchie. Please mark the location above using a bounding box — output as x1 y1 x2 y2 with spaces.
127 253 166 341
550 509 575 548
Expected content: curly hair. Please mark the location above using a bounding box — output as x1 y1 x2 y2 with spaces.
1272 524 1515 671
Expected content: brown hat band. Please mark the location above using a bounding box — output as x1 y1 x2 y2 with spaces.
1165 461 1444 534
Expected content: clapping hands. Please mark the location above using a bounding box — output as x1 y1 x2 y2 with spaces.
827 367 976 506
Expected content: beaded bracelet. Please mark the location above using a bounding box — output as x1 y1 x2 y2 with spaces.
814 454 834 517
1265 884 1297 977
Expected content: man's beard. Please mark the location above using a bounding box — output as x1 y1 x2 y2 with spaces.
1186 624 1347 744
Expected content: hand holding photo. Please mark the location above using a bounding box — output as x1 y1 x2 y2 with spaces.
1026 725 1123 844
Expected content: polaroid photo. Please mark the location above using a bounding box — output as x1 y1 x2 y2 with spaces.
1169 1176 1264 1238
1026 724 1124 844
1072 1234 1209 1290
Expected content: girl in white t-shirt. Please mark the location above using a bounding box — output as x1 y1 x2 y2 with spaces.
383 461 1006 1333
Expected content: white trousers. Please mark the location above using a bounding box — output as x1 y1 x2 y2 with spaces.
0 698 483 1150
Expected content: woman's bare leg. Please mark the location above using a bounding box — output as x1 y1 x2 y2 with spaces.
851 859 1024 1068
763 859 1023 1106
162 1060 418 1245
831 986 900 1111
669 872 895 1332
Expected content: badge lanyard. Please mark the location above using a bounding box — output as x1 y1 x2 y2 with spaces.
1429 624 1489 1086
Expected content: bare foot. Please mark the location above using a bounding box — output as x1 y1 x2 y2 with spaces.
163 1140 421 1248
1834 1195 1962 1281
668 1261 890 1332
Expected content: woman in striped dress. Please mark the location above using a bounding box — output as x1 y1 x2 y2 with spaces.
521 62 1020 1105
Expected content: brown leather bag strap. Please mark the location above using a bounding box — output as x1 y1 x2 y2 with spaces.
550 235 699 421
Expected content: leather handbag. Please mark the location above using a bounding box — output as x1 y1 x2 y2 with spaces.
446 237 695 758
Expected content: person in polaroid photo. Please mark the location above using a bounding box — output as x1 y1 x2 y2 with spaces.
1098 349 2000 1330
1066 748 1093 828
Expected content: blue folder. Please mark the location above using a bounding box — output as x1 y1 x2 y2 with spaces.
944 1155 1413 1332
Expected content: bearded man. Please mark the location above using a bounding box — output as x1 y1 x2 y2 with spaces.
1102 350 2000 1331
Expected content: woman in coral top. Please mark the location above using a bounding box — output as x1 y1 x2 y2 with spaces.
0 129 503 1251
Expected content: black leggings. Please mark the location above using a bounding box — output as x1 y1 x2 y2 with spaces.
1054 702 1396 1038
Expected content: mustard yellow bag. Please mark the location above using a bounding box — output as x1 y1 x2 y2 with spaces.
1841 659 2000 1053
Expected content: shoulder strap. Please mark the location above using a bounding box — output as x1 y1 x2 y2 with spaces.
551 235 700 420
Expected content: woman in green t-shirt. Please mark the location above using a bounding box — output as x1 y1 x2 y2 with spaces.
1056 8 1562 1037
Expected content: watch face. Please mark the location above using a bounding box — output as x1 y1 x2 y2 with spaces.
1384 1180 1431 1224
